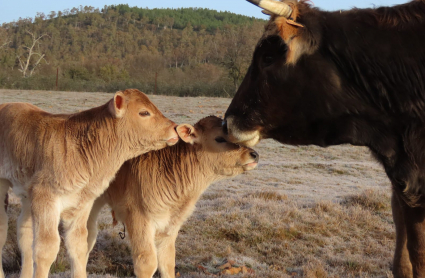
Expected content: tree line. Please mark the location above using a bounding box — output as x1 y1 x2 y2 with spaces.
0 5 266 97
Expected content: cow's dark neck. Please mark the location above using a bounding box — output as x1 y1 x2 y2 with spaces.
293 1 425 204
320 1 425 116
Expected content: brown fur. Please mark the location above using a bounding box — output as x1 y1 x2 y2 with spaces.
372 0 425 27
87 116 259 278
0 89 178 278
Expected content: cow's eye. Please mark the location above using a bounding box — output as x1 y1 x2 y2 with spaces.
139 111 150 117
215 136 226 143
263 55 274 66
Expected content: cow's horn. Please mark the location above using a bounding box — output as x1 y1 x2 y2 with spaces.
261 9 273 16
247 0 292 18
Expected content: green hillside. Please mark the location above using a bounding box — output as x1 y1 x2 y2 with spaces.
0 5 266 96
111 5 261 31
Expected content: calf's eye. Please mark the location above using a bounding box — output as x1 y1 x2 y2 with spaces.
215 136 226 143
139 111 150 117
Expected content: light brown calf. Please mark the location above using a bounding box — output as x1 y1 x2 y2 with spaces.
88 116 259 278
0 89 178 278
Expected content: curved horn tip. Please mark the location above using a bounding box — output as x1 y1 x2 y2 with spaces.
247 0 262 5
249 0 293 18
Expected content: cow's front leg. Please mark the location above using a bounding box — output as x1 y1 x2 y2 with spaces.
392 192 413 278
62 202 94 278
156 229 179 278
400 195 425 278
126 214 157 278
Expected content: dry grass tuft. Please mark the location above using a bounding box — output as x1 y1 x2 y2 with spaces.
250 191 288 202
303 258 328 278
344 189 390 212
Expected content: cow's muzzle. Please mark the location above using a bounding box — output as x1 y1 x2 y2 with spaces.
223 116 261 147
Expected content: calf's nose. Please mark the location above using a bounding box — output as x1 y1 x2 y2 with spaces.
166 123 179 146
222 120 228 135
250 151 259 162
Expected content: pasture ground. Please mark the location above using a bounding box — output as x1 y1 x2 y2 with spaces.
1 89 394 277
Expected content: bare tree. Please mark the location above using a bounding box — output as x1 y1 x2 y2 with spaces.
0 28 11 50
16 30 48 78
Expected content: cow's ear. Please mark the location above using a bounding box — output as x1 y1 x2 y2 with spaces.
109 91 127 118
273 7 318 64
176 124 199 145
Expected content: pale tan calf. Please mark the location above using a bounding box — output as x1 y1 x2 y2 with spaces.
0 89 179 278
87 116 259 278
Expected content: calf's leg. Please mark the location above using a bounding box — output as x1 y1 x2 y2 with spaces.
156 230 179 278
126 214 157 278
0 180 10 278
63 202 94 278
86 197 106 254
18 198 34 278
31 189 61 278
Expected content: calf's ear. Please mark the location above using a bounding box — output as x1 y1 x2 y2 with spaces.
108 91 127 118
176 124 199 145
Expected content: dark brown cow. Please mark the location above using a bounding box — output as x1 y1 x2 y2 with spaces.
223 0 425 277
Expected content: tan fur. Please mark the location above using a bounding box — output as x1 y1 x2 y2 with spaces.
87 116 259 278
273 2 305 65
0 89 178 278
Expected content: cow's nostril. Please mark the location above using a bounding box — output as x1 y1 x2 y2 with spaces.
250 151 259 161
222 120 228 135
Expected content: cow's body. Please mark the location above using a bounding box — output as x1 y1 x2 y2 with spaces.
87 116 259 278
0 89 178 278
1 102 122 200
224 1 425 277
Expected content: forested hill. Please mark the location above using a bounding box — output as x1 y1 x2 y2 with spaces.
109 5 261 31
0 5 266 97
